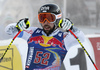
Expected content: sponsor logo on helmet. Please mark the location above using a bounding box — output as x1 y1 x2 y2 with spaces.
41 6 50 12
56 8 60 12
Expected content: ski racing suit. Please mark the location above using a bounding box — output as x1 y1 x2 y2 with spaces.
5 24 85 70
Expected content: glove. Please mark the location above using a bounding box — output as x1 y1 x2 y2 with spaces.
16 18 30 31
58 18 73 31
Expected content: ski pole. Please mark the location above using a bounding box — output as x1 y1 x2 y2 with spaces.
0 30 21 62
69 29 98 70
0 18 30 62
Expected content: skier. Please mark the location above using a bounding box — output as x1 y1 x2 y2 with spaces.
5 3 85 70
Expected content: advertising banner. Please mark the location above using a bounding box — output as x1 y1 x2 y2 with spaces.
0 45 22 70
89 37 100 70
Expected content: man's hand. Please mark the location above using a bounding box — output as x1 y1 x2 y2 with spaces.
58 18 73 31
16 18 30 31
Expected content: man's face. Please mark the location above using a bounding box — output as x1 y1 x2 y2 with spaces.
41 20 55 34
38 13 57 35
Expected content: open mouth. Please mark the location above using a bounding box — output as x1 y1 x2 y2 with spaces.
44 25 50 30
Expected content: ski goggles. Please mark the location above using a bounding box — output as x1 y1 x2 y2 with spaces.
38 13 62 23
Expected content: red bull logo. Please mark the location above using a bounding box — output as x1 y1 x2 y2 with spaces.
28 36 44 44
47 37 65 50
28 35 65 50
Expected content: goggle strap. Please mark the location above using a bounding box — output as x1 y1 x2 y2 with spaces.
56 13 62 19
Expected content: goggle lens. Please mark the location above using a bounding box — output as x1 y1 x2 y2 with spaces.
38 13 56 23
